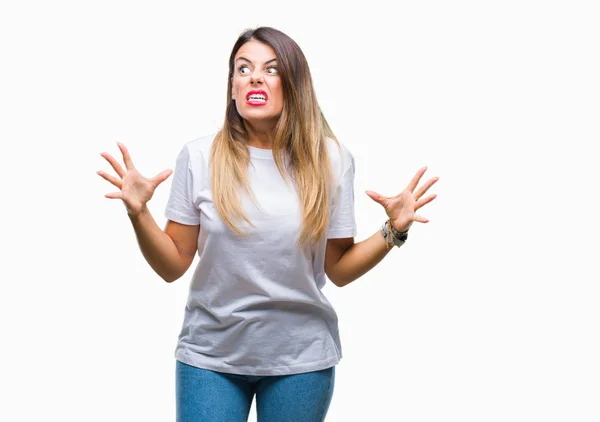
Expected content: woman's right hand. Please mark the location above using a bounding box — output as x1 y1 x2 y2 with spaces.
97 143 173 216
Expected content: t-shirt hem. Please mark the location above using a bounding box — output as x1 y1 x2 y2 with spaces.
174 348 341 376
326 226 357 239
165 210 200 226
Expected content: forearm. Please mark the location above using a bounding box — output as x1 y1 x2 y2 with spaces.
128 207 187 282
332 229 394 287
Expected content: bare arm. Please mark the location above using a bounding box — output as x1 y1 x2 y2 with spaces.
128 206 199 283
326 166 439 287
98 142 199 283
325 230 392 287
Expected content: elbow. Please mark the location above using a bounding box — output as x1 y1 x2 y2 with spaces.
160 268 185 284
327 271 349 288
331 270 358 287
161 274 176 283
334 277 351 288
160 258 194 283
162 275 176 284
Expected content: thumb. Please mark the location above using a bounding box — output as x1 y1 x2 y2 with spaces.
150 169 173 187
365 190 386 205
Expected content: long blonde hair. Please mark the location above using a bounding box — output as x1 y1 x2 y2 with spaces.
210 27 341 247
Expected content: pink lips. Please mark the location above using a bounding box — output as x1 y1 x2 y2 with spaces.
246 90 268 106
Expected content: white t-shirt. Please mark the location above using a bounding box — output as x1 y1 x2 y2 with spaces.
165 133 356 376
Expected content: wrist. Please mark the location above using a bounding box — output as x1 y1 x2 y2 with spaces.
127 204 150 219
390 219 410 235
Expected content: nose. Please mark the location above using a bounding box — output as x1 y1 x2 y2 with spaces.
250 69 264 85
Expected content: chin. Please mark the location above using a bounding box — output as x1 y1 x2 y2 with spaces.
240 109 281 122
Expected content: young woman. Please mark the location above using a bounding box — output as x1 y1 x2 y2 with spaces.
98 26 438 422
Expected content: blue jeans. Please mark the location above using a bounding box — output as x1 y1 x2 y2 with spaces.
176 360 335 421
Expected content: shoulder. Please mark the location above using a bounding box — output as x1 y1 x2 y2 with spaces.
181 132 218 161
325 137 355 179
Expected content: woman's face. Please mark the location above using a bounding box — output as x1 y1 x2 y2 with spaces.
231 40 283 128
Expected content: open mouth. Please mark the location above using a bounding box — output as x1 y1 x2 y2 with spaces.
246 90 268 105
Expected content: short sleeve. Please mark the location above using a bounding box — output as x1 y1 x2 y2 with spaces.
327 148 357 239
164 145 201 225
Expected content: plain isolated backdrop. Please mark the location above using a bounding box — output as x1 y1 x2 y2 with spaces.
1 0 599 421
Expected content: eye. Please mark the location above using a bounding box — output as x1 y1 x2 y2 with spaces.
238 65 251 75
266 66 278 74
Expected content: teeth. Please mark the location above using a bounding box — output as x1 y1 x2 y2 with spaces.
248 94 266 101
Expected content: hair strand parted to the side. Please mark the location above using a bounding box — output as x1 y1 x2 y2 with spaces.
210 27 342 247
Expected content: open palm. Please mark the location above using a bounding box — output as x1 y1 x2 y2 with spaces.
366 166 439 233
97 143 172 215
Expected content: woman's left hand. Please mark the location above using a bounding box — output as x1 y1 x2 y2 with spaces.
365 167 439 233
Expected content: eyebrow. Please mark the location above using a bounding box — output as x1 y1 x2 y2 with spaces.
236 56 278 65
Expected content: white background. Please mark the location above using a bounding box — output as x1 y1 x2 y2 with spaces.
1 0 599 421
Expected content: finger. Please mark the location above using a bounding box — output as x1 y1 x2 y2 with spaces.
100 152 126 179
97 170 123 189
150 169 173 187
413 214 429 223
414 176 439 200
365 190 388 206
117 142 135 171
104 191 123 199
407 166 428 193
415 194 437 210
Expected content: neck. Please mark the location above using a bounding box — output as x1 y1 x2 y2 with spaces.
244 119 277 149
